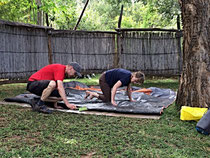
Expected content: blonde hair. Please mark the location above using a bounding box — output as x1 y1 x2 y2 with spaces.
133 71 145 84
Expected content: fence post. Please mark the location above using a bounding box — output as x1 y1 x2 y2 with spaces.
114 32 120 68
48 30 53 64
114 5 124 68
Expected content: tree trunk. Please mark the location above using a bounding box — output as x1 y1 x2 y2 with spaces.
176 0 210 108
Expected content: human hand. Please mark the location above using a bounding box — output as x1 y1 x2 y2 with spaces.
130 99 136 102
67 103 77 110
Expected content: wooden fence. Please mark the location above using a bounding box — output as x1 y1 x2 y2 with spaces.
117 31 182 75
0 20 182 80
0 20 50 79
50 30 116 73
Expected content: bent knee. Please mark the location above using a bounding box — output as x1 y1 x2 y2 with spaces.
48 81 57 89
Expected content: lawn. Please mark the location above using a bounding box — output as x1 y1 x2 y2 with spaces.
0 76 209 158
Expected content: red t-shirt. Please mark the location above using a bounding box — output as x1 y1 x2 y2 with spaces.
29 64 66 81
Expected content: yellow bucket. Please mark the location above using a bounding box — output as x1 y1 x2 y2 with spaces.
180 106 208 121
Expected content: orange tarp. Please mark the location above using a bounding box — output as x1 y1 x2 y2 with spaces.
69 85 101 91
133 88 152 95
69 85 152 95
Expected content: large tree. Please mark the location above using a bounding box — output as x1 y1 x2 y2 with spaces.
176 0 210 108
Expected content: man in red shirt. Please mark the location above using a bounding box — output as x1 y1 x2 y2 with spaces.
27 62 82 114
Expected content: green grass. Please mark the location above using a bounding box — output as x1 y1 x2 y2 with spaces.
65 74 100 86
0 76 209 158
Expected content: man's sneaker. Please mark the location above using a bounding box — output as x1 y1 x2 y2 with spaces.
37 105 53 114
30 99 52 114
30 99 40 111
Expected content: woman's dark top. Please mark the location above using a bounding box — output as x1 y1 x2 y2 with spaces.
105 68 131 88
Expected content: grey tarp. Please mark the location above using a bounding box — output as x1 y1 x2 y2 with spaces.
4 81 176 115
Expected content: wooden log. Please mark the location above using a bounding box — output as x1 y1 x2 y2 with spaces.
118 5 124 29
74 0 90 30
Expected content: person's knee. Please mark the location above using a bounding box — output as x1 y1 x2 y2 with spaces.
48 81 56 90
105 98 111 102
100 95 111 102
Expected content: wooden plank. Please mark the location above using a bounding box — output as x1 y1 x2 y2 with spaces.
0 101 160 119
116 28 182 32
51 30 117 34
0 19 52 29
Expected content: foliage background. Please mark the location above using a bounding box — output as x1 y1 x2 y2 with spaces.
0 0 181 30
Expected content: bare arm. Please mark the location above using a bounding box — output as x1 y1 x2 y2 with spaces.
57 80 77 109
111 81 122 106
126 83 134 102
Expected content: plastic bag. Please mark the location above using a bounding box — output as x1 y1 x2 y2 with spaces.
196 109 210 135
180 106 208 121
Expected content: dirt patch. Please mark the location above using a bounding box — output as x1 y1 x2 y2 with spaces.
206 147 210 152
0 117 8 127
81 151 97 158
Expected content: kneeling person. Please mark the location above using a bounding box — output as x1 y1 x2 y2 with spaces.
85 68 145 106
27 62 82 114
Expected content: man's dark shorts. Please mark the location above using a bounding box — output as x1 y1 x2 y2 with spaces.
27 80 60 97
